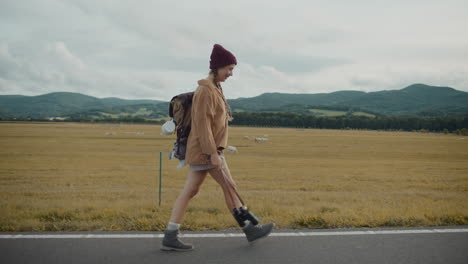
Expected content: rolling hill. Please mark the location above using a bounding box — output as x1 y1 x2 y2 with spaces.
228 90 367 111
228 84 468 116
0 84 467 119
338 84 468 115
0 92 164 118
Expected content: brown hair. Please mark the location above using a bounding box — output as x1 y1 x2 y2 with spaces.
208 69 233 121
209 69 221 88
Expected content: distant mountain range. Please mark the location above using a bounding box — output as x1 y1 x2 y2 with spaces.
229 84 468 116
0 92 164 119
1 84 467 119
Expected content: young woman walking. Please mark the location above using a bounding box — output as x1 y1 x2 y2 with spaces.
161 44 274 251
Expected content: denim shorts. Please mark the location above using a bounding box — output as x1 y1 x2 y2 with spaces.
190 163 216 171
190 153 224 171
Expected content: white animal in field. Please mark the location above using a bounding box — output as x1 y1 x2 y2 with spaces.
255 137 268 143
243 136 250 140
226 146 238 154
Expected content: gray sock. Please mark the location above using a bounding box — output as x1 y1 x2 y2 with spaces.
167 221 180 231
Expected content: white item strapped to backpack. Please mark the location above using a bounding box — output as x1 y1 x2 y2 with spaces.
161 119 176 135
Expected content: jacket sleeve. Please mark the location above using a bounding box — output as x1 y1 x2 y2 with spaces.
192 86 218 155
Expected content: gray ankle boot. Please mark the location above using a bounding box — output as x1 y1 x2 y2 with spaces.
242 222 275 243
161 229 194 251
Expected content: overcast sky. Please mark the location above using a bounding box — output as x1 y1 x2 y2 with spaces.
1 0 467 101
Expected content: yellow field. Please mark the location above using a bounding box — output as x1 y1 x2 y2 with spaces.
0 122 467 231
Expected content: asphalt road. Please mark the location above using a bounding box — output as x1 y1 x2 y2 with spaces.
1 227 467 264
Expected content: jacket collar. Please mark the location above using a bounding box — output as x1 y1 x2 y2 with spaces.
198 74 222 90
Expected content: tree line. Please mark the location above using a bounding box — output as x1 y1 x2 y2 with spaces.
230 112 468 134
2 112 468 135
0 116 159 124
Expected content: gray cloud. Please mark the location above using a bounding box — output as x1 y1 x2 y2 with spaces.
242 52 353 73
1 0 467 101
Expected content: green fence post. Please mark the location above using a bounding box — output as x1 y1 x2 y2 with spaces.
159 151 162 206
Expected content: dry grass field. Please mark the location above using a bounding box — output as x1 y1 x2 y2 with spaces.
0 122 467 232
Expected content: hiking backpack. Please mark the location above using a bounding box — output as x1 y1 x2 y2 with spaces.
168 92 194 162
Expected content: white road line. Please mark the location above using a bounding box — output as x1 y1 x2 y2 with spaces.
0 229 467 239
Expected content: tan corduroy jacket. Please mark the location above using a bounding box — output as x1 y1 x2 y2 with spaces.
185 76 230 165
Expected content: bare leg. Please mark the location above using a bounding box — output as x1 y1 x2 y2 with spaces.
208 156 243 211
169 169 208 224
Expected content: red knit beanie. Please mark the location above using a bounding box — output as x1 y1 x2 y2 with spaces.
209 44 237 69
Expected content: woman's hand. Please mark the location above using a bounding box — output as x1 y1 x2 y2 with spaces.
210 152 223 170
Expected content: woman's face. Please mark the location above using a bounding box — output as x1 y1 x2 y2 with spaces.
217 64 236 82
